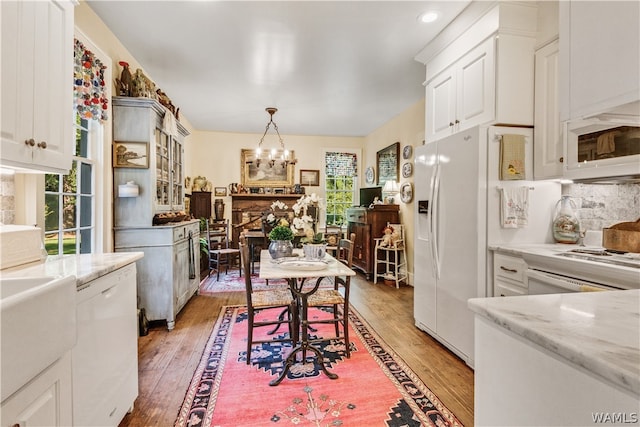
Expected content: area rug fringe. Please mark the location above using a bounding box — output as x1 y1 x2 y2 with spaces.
175 305 463 427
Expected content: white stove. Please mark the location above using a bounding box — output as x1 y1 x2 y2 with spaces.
522 247 640 292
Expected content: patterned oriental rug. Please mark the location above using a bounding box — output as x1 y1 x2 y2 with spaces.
199 270 288 294
174 305 463 427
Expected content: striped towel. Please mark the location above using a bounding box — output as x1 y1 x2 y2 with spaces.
499 134 525 180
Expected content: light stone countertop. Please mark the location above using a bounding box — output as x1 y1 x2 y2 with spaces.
0 252 144 287
468 289 640 396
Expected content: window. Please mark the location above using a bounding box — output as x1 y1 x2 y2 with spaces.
324 152 357 226
44 115 97 255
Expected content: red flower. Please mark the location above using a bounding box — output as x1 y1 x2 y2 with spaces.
118 61 129 67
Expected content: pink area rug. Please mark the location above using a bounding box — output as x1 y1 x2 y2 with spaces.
199 269 288 294
174 305 463 427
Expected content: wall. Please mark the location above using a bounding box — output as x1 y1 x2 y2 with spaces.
363 100 425 285
187 130 363 219
562 183 640 231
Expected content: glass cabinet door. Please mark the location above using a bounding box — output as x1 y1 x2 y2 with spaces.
171 137 183 207
155 128 170 207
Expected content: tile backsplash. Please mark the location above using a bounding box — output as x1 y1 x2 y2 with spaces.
562 183 640 231
0 173 15 224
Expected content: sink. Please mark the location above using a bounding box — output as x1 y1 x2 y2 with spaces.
1 275 77 401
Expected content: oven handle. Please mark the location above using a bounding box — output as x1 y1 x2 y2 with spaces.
526 269 608 292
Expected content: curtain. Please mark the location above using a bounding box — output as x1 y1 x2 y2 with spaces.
74 38 108 122
325 152 357 177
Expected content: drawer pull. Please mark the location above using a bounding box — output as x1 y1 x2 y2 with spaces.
499 266 518 273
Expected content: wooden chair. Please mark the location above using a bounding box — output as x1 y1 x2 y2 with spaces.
373 222 408 288
306 232 355 357
206 219 241 280
239 240 298 364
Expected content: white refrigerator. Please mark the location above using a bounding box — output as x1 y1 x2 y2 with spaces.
413 125 560 366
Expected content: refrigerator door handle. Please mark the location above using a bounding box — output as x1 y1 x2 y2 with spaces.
432 163 441 280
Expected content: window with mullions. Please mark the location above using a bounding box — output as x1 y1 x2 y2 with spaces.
324 152 357 226
44 115 95 255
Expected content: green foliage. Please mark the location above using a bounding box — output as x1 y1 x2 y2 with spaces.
268 225 294 241
199 237 209 257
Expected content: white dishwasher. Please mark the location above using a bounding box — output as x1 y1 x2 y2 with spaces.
72 262 139 427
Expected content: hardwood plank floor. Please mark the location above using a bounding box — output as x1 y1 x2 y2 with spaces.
118 274 474 426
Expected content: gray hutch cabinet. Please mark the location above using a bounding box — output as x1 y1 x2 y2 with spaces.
112 97 199 330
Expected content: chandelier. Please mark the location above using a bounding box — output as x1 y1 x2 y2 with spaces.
253 107 297 168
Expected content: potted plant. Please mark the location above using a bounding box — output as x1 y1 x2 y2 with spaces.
267 221 294 259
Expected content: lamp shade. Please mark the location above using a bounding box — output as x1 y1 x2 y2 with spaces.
383 180 399 194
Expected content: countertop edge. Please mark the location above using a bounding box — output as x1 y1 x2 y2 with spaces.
1 252 144 286
468 291 640 397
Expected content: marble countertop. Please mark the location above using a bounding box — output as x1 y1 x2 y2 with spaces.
0 252 144 287
469 290 640 396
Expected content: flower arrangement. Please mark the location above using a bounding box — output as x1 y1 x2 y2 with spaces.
291 193 325 244
265 200 289 227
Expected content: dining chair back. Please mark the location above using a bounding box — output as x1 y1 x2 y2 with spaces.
306 233 355 357
239 241 298 365
206 219 241 280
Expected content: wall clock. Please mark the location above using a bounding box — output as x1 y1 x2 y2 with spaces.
365 166 375 184
400 182 413 203
402 162 412 178
402 145 413 159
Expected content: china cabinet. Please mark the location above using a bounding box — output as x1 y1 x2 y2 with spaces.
418 2 537 143
0 0 75 173
113 97 187 227
113 97 199 330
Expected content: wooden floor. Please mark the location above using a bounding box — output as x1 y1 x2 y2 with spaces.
118 273 474 427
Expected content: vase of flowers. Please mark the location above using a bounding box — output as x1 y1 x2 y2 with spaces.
291 193 327 259
267 223 294 259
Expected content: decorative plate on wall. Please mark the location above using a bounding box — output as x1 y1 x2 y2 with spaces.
365 166 375 184
402 145 413 159
400 182 413 203
402 162 413 178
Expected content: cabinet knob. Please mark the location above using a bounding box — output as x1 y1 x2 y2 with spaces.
25 138 35 146
37 141 47 149
559 157 564 163
449 122 454 127
455 119 460 124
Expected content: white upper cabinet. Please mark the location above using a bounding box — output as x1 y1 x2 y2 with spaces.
426 37 495 142
1 0 74 173
559 1 640 121
534 39 562 180
417 2 537 144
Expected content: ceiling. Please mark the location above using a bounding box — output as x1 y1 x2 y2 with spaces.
87 1 470 137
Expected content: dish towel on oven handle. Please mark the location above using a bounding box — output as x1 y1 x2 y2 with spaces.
500 186 529 228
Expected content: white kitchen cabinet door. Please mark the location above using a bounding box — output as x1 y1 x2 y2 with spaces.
1 353 73 427
426 69 456 141
534 39 563 180
559 1 640 121
0 0 74 173
426 38 494 143
456 38 495 131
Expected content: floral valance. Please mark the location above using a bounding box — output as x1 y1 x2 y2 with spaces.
325 152 357 177
74 38 108 122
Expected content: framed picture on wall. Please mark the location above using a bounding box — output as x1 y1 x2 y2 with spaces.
113 141 149 168
377 142 400 186
240 149 295 187
214 187 227 197
300 169 320 186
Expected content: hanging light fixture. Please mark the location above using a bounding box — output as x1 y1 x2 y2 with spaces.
253 107 296 168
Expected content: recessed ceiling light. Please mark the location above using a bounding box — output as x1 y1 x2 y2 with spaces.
419 11 439 23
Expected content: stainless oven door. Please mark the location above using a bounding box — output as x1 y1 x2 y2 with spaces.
526 269 617 295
